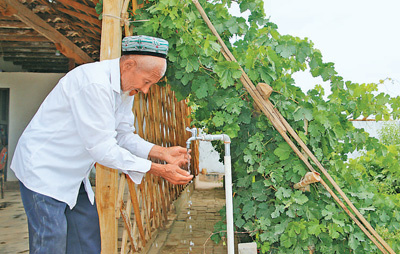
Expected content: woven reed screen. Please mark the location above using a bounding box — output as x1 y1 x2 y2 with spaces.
116 84 199 253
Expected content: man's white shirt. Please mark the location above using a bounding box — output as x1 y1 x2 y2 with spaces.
11 58 154 209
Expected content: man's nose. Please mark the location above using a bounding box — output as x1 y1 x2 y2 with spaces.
141 86 151 94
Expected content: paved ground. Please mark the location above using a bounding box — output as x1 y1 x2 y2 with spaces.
0 178 227 254
0 187 29 254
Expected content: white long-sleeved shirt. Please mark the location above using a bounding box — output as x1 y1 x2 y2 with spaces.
11 58 154 208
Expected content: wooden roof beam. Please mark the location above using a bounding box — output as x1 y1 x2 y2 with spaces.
1 52 66 58
3 55 66 61
0 28 38 36
12 59 69 64
0 20 30 28
0 35 49 41
0 41 55 47
0 0 93 64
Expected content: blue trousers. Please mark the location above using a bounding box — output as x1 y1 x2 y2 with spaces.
19 182 101 254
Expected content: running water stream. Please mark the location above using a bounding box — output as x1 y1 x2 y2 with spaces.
187 148 191 176
186 147 194 252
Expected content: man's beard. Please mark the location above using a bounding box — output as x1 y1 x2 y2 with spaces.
121 90 132 102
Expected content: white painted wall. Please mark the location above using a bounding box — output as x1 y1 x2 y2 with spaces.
199 141 224 173
0 72 65 181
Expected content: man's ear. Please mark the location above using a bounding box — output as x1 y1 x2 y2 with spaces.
121 57 137 72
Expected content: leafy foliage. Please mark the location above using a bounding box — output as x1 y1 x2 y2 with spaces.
348 121 400 197
124 0 400 252
95 0 103 20
378 121 400 146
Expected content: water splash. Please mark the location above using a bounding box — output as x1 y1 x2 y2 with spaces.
187 241 194 253
187 148 191 177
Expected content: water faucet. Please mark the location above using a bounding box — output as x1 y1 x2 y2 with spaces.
186 127 198 149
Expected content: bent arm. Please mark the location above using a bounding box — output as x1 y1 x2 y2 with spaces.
68 83 152 175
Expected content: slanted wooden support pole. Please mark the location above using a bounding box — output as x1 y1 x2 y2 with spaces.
96 0 123 253
192 1 394 253
127 178 147 246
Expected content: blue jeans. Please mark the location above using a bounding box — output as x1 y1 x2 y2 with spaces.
19 182 101 254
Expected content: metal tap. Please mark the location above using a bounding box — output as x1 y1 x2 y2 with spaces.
186 127 198 149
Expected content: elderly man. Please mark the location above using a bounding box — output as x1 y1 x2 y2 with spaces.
11 35 193 253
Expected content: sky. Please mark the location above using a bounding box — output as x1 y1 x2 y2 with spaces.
263 0 400 96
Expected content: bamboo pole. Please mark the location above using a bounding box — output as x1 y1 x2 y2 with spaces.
191 1 394 253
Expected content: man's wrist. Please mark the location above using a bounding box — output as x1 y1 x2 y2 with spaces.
148 145 167 161
148 162 163 177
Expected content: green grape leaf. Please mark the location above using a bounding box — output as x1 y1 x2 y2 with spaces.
274 142 292 161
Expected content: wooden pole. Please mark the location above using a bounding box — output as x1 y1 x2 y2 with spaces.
96 0 123 253
127 177 147 246
100 0 122 61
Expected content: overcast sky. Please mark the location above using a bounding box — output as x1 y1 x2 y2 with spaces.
262 0 400 96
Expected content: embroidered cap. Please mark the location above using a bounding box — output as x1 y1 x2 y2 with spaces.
121 35 169 58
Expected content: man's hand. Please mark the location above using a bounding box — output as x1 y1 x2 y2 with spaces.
148 163 193 185
163 146 191 167
149 145 191 168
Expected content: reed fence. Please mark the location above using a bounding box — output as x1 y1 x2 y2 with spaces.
116 84 199 253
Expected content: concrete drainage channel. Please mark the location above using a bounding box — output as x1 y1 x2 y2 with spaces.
238 242 257 254
143 183 195 254
145 178 228 254
143 177 258 254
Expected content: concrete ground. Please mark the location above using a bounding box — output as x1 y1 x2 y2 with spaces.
0 184 29 254
0 175 227 254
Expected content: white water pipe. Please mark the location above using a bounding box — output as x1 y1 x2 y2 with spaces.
186 128 234 254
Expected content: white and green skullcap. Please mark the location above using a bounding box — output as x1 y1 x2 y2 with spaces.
121 35 169 58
